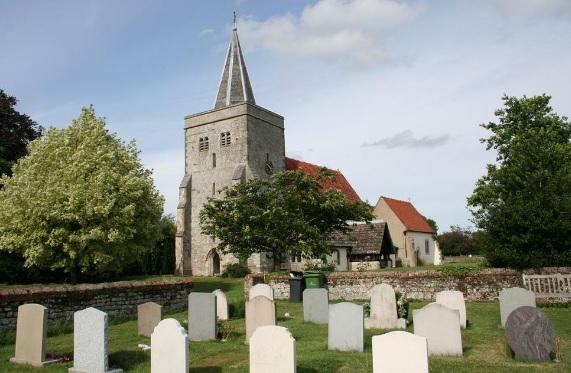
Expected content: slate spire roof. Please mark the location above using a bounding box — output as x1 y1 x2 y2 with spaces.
214 23 256 109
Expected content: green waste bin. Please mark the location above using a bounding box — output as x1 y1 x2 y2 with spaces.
303 271 326 289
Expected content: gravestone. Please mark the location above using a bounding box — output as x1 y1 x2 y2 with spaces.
505 306 555 361
365 283 404 329
372 331 428 373
249 283 274 301
137 302 162 337
250 326 296 373
69 307 122 373
413 303 462 356
435 290 467 328
10 304 58 367
328 302 364 352
212 289 229 321
499 287 536 328
245 296 276 343
188 292 217 341
151 318 189 373
303 288 329 324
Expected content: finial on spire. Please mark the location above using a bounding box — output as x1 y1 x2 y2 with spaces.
233 11 237 30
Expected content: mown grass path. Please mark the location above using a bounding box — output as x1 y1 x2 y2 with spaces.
0 277 569 372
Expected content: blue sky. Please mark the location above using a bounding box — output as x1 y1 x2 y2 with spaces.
2 0 570 231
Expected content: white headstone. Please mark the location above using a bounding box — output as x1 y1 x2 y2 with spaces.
69 307 122 373
328 302 364 352
435 290 467 328
212 289 229 321
246 296 276 343
151 318 188 373
249 283 274 301
366 284 400 329
250 326 296 373
188 293 217 341
413 303 463 356
303 288 329 324
373 331 428 373
499 287 536 328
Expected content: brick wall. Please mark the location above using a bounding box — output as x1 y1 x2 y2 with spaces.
244 268 571 302
0 278 193 332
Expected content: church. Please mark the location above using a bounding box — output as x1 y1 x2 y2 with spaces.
174 25 434 276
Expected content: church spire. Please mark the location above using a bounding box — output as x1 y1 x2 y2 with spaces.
214 15 256 109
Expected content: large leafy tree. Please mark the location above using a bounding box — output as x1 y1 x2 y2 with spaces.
0 106 164 283
200 170 373 270
468 94 571 268
0 89 43 177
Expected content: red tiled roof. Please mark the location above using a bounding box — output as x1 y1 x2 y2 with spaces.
382 196 435 234
285 157 361 203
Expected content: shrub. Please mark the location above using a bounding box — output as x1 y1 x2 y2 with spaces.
221 263 250 278
304 262 336 272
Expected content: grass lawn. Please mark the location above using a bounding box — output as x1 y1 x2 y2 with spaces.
0 277 569 372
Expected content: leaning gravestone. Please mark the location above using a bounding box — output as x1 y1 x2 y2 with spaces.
188 292 217 341
435 290 467 328
372 331 428 373
505 306 555 361
10 304 58 367
213 289 229 321
499 287 536 328
249 283 274 301
246 296 276 343
413 303 462 356
151 318 189 373
68 307 122 373
250 326 296 373
328 302 364 352
303 288 329 324
366 283 404 329
138 302 162 337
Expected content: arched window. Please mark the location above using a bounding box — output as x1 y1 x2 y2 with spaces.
199 136 209 152
425 239 430 254
220 132 231 146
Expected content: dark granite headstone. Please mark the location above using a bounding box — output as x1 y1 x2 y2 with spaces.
505 306 555 361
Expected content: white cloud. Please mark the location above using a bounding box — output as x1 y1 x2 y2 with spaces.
238 0 422 67
494 0 571 14
362 130 451 149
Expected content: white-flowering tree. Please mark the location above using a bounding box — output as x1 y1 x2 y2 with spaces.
0 106 164 283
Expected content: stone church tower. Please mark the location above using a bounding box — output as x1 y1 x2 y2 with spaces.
175 25 285 275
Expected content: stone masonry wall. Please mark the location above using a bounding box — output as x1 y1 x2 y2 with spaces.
0 278 193 332
244 267 571 302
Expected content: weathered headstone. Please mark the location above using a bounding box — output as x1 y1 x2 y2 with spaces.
151 318 189 373
366 283 405 329
188 292 217 341
137 302 162 337
328 302 364 352
245 295 276 343
372 331 428 373
68 307 122 373
303 288 329 324
499 287 536 328
413 303 462 356
435 290 467 328
249 283 274 301
10 304 58 367
250 326 296 373
505 306 555 361
213 289 229 321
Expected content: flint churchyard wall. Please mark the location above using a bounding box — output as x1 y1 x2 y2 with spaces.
0 278 193 332
245 268 571 302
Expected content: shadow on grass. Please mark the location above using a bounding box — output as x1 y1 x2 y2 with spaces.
109 350 148 370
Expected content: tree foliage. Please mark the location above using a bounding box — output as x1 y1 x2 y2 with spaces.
0 89 42 177
467 94 571 268
0 106 164 282
200 170 373 270
438 226 482 256
425 217 438 234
